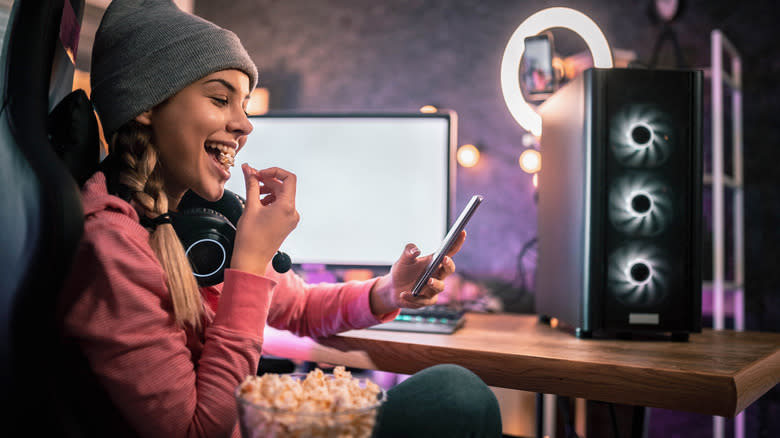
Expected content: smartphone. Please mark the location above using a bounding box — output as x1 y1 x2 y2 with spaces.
521 33 556 97
410 195 484 296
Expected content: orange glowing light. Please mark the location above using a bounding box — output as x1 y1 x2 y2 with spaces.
519 148 542 173
457 144 480 168
247 88 269 115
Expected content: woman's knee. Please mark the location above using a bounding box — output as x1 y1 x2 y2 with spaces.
417 364 499 411
376 364 502 437
408 364 501 432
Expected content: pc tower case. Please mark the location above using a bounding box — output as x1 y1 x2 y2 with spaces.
536 67 702 339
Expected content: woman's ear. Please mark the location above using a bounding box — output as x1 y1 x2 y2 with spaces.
134 109 153 126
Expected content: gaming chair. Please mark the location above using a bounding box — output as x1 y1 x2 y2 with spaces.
0 0 92 434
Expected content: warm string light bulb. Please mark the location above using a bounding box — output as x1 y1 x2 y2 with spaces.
419 105 438 113
519 148 541 174
457 144 480 168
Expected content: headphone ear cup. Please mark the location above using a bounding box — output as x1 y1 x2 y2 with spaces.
171 208 235 287
173 189 292 281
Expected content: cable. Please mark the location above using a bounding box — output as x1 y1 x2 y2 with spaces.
514 235 537 290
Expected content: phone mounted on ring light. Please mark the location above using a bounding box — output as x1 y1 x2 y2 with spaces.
520 32 557 101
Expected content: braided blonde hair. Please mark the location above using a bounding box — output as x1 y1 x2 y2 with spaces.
111 121 204 331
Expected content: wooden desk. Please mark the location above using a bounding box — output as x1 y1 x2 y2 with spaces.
262 312 780 418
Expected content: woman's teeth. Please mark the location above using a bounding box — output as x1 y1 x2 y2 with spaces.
205 142 236 170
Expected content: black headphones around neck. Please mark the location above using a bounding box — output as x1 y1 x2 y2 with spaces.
168 189 292 286
101 156 290 286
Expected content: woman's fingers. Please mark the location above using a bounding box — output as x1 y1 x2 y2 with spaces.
434 255 456 279
445 230 467 258
256 167 296 193
232 166 300 276
413 275 447 299
241 163 261 207
242 165 297 210
398 290 438 308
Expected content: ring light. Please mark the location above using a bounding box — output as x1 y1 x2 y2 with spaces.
500 7 614 136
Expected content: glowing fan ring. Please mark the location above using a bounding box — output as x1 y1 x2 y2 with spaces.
608 174 672 236
610 105 672 168
608 245 669 306
627 190 653 217
628 122 654 148
625 259 653 286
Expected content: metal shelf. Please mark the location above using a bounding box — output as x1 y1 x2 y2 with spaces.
702 281 744 291
702 173 740 188
706 29 745 438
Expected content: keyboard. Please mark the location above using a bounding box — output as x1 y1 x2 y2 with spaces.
368 306 466 334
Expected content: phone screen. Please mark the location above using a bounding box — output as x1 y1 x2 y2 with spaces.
521 34 555 95
411 195 483 296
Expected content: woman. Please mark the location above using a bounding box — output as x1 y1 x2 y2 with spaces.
59 1 501 437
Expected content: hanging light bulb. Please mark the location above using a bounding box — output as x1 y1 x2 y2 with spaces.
522 133 538 148
519 148 542 173
457 144 480 168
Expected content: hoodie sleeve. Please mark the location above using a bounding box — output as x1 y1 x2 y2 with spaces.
264 269 400 339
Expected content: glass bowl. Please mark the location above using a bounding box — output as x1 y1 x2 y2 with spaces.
235 372 386 438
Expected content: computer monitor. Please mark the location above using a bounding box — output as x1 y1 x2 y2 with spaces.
225 112 457 268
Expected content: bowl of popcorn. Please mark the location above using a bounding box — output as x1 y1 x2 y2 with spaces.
235 366 386 438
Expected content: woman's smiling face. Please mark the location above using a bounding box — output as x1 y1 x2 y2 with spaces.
135 69 254 208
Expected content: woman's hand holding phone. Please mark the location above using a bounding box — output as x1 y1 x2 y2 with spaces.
369 195 482 315
369 230 466 315
231 163 300 277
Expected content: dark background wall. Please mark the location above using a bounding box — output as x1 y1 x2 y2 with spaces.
196 0 778 436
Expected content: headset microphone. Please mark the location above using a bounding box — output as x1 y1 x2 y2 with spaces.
272 251 292 273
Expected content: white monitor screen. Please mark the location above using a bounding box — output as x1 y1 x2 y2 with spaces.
225 113 456 267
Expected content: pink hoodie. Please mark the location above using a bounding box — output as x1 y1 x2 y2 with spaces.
60 172 398 437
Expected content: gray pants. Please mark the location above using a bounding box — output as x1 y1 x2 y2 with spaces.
373 364 503 438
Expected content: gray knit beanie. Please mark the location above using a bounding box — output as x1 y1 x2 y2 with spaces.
90 0 258 137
